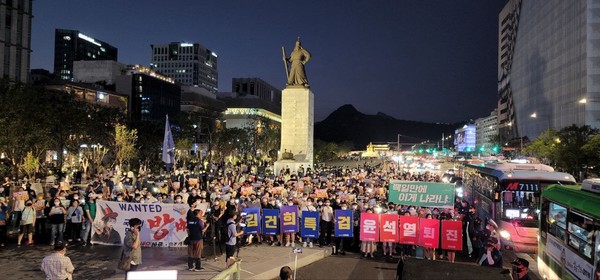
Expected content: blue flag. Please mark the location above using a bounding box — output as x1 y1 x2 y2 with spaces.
162 115 175 166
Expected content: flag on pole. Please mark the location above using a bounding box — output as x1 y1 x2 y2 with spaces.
162 115 175 166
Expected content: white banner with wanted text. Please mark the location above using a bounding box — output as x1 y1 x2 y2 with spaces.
91 201 190 247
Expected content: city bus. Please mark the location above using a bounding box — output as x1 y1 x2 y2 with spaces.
538 180 600 280
462 162 576 253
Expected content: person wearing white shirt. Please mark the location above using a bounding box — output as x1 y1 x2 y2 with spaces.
319 199 333 247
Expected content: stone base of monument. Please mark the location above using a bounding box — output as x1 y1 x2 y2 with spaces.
274 160 313 176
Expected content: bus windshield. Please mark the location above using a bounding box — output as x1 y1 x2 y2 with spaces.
500 190 538 226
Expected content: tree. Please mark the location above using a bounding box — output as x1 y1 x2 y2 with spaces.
175 138 193 169
314 139 339 163
20 151 39 180
522 129 559 165
554 125 598 179
113 124 138 172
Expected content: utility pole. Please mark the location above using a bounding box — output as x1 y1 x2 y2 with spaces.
397 134 400 152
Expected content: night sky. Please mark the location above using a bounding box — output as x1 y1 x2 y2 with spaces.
31 0 507 123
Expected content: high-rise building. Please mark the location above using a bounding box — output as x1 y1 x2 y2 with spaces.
116 64 180 122
497 0 520 143
0 0 32 83
475 109 498 155
54 29 118 81
232 77 281 106
503 0 600 140
150 42 218 93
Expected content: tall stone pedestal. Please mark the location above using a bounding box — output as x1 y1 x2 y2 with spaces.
274 86 314 175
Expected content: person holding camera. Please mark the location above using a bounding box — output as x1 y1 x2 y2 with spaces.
187 209 209 271
510 258 531 280
225 211 244 267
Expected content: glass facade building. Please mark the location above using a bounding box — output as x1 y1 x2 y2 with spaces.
54 29 118 81
509 0 600 139
0 0 32 83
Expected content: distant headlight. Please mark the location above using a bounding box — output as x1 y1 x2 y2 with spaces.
500 230 511 240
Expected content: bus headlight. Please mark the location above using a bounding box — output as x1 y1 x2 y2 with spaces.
499 230 511 240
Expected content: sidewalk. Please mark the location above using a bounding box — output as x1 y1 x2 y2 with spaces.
105 245 330 280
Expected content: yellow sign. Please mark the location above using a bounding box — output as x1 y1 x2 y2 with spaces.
265 215 278 229
247 213 258 227
305 217 317 231
283 211 296 226
337 216 351 230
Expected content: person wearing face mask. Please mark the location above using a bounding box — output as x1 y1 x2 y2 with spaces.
300 198 317 248
332 202 350 255
81 195 96 246
284 200 297 247
510 258 531 280
66 200 84 244
48 198 67 245
319 199 334 247
17 199 36 247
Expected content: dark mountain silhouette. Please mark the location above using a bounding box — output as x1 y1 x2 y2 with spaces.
315 104 462 149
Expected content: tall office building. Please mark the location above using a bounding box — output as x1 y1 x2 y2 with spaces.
54 29 118 81
503 0 600 140
497 0 520 143
0 0 32 83
116 64 181 122
232 77 281 106
150 42 218 93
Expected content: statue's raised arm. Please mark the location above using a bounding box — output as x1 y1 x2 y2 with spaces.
285 37 311 87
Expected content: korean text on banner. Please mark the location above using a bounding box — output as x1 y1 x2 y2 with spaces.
301 211 319 238
441 220 463 250
334 209 353 237
280 206 298 233
380 214 399 242
315 189 328 198
399 216 419 245
242 207 261 234
262 209 279 235
418 218 440 248
92 201 189 247
388 181 455 208
360 213 379 242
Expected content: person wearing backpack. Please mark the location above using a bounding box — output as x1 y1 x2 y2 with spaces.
225 211 243 267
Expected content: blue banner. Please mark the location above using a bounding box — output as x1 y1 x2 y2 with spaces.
280 206 299 233
242 207 260 234
262 209 279 235
301 211 319 238
334 209 353 237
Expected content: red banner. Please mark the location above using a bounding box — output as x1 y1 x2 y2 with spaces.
379 214 399 242
418 218 439 248
398 216 419 245
360 213 379 242
441 220 463 250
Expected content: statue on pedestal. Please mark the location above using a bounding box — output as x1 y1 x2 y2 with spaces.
282 37 311 87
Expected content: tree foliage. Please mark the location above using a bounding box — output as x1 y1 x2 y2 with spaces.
113 124 138 171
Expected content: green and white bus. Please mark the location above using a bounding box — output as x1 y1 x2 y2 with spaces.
538 179 600 280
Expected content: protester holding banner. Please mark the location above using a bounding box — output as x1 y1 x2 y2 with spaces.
300 197 317 248
360 208 377 259
319 199 333 247
47 198 67 246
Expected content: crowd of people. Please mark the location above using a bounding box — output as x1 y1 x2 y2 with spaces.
0 159 530 279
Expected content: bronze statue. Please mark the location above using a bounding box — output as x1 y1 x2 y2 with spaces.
282 38 311 87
